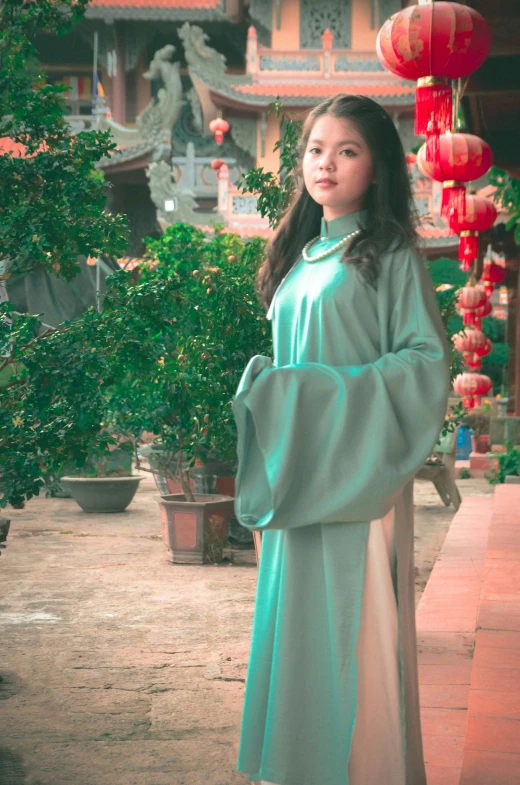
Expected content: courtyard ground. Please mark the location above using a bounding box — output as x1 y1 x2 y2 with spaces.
0 474 493 785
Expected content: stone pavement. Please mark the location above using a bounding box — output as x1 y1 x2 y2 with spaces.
0 476 256 785
0 474 494 785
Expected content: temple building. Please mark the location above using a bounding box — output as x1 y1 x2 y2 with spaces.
35 0 459 257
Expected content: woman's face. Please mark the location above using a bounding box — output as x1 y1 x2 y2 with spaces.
302 114 375 223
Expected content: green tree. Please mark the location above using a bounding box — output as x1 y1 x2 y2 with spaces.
488 166 520 246
0 226 270 507
0 0 128 282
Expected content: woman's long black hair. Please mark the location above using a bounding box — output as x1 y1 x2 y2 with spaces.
256 94 418 310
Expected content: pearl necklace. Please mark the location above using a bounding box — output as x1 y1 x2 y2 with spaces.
302 229 362 263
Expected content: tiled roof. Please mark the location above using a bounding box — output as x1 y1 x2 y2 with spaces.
234 82 415 99
90 0 220 6
191 70 416 107
86 0 226 19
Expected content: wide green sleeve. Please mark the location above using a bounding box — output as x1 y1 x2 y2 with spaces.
232 248 451 531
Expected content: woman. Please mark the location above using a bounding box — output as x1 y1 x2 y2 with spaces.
232 95 450 785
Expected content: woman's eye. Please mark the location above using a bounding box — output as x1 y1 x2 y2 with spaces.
309 147 321 154
341 149 356 157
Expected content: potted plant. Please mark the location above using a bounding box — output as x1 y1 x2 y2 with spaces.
1 223 270 562
131 222 272 563
61 444 143 513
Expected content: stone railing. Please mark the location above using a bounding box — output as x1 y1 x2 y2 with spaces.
245 26 385 80
217 163 271 238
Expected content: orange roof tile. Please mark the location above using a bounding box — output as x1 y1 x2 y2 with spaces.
90 0 220 6
234 83 415 98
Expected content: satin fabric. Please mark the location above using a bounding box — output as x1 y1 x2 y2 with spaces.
232 210 450 785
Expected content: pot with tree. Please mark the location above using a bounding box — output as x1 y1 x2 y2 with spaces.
132 222 272 563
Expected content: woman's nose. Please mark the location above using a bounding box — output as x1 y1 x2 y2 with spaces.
319 152 334 169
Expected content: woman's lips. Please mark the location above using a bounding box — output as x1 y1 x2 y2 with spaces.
316 179 336 188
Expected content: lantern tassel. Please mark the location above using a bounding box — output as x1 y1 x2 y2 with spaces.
442 181 466 224
458 231 479 271
416 77 452 141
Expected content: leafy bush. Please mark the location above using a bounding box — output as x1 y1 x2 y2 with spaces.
0 226 269 507
486 442 520 485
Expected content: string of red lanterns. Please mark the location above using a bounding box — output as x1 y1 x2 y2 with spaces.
375 2 499 411
376 1 491 160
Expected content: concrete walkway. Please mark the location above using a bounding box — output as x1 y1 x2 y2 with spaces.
0 474 501 785
0 476 256 785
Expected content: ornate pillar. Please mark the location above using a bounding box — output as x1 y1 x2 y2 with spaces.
112 22 126 125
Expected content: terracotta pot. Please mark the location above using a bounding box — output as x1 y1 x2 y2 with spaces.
155 493 235 564
477 434 490 454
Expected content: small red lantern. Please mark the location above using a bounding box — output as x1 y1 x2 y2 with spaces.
453 327 488 356
210 158 225 171
458 283 487 313
209 115 230 146
481 259 506 288
448 195 497 269
376 3 491 138
417 134 493 223
453 372 493 409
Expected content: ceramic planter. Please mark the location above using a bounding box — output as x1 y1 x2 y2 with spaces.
61 476 144 513
155 493 235 564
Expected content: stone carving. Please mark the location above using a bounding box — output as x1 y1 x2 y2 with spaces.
300 0 352 49
178 22 227 78
101 45 185 148
230 118 257 159
147 161 223 231
186 87 203 133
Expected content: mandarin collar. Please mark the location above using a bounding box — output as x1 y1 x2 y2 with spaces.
319 209 368 241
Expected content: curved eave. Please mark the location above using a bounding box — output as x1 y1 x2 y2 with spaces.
85 5 228 21
207 85 416 111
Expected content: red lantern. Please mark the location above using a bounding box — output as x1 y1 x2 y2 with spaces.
453 372 493 409
210 158 225 171
480 259 506 294
209 116 230 146
453 327 488 356
458 283 487 313
417 134 493 223
376 3 491 137
448 195 497 269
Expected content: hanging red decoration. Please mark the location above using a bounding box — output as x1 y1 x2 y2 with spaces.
447 195 498 270
480 259 506 298
458 283 487 313
209 115 230 146
469 298 492 330
453 372 493 409
453 327 489 356
376 3 491 140
417 134 493 224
